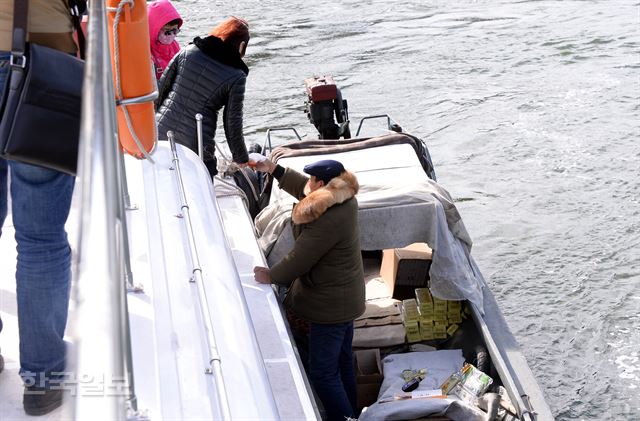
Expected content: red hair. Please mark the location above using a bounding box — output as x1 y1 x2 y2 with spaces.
209 17 250 50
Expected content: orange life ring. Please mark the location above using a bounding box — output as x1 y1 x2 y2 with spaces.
107 0 156 158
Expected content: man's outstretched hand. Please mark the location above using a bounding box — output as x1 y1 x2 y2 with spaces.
254 266 272 284
248 153 276 174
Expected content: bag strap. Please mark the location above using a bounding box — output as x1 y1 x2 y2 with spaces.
10 0 86 64
68 0 86 60
10 0 28 69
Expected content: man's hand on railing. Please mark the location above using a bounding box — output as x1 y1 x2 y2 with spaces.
248 153 275 174
253 266 272 284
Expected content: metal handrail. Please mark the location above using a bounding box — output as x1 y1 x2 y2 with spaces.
117 151 136 292
115 149 139 414
72 0 126 419
167 132 232 420
116 90 158 106
262 127 302 154
354 114 402 137
195 113 204 159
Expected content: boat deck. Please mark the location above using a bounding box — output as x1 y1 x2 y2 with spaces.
0 143 318 420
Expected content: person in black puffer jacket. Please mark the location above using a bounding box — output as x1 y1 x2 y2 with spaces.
155 16 250 177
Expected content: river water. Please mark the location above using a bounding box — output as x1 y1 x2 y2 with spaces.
175 1 639 419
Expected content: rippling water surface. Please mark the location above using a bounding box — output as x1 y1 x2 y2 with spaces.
174 1 639 419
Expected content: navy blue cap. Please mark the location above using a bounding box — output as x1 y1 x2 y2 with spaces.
303 159 345 184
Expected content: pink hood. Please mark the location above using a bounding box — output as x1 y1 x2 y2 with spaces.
148 0 183 79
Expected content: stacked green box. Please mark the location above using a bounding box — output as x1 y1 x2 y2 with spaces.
404 320 421 343
415 288 433 317
434 322 447 338
447 300 462 324
419 320 434 340
402 299 421 342
409 288 465 343
402 299 419 322
432 297 448 323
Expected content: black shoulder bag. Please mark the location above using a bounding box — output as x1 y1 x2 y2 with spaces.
0 0 85 175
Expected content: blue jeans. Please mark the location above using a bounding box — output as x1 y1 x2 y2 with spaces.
309 321 357 421
0 51 75 388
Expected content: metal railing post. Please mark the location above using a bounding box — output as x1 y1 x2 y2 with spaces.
119 150 137 211
73 0 125 419
114 149 139 413
195 113 204 160
116 150 139 292
117 220 138 414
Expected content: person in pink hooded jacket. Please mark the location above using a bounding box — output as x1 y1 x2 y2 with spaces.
148 0 183 79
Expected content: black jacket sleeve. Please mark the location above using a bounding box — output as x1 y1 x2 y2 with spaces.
223 75 249 164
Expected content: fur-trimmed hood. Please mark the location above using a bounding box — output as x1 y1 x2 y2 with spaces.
292 171 359 224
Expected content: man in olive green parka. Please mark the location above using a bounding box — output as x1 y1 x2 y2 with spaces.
253 157 365 421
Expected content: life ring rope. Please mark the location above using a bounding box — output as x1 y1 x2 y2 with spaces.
111 0 156 163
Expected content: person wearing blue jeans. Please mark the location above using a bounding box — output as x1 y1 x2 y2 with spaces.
0 49 75 415
309 321 358 419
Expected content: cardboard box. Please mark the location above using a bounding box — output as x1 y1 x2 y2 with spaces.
404 320 421 343
447 300 462 312
415 287 434 316
402 299 419 322
419 320 434 340
447 311 462 324
354 349 384 410
418 302 434 317
442 300 462 324
433 310 447 323
418 306 434 320
418 308 434 322
415 287 432 302
434 322 447 339
433 297 448 312
380 243 433 300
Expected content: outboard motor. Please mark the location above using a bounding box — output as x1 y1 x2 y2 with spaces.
304 76 351 139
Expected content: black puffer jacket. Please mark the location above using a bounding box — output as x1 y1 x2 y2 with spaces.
156 36 249 169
